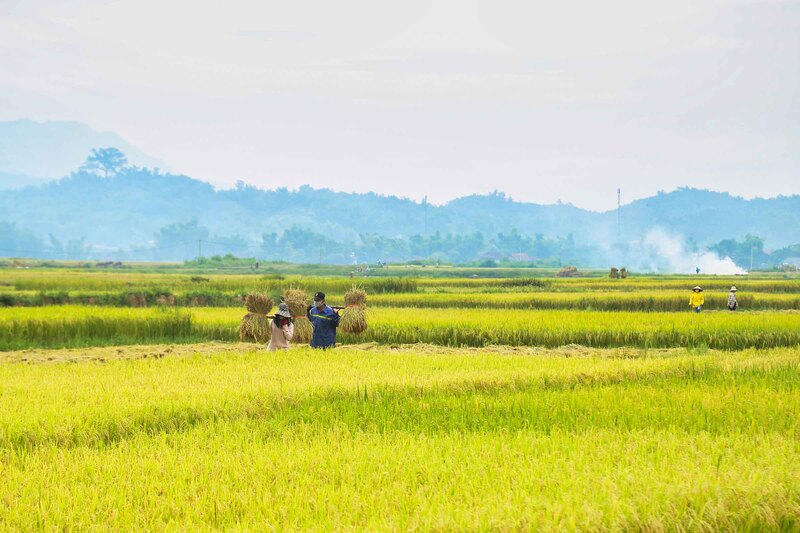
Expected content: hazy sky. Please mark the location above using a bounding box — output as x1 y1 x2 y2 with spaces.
1 0 798 210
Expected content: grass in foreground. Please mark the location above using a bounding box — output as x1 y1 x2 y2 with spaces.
0 345 799 529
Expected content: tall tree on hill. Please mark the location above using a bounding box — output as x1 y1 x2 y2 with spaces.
80 147 128 178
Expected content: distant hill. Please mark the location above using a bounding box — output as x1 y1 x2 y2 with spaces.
0 171 52 190
0 167 798 262
614 188 800 249
0 119 165 182
440 193 599 238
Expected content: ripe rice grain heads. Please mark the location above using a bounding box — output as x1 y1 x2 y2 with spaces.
239 293 274 342
340 286 368 335
245 293 274 314
283 288 313 343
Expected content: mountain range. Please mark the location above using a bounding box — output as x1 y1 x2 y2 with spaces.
0 120 798 264
2 170 798 249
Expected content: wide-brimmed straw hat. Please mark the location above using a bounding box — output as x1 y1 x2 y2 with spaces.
692 286 703 292
275 302 292 318
730 286 737 292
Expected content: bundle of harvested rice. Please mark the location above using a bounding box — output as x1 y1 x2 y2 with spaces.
344 287 366 307
283 288 312 343
245 293 274 314
239 292 274 343
239 312 272 342
292 318 313 344
340 305 367 334
340 286 368 335
556 266 579 278
283 288 308 311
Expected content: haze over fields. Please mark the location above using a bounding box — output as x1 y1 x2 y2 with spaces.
1 0 798 210
1 134 798 270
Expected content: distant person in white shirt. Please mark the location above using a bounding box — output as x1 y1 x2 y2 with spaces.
727 286 738 311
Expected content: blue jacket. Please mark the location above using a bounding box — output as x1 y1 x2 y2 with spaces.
307 304 340 348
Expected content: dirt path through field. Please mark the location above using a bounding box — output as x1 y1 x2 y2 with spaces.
0 341 259 364
1 341 690 364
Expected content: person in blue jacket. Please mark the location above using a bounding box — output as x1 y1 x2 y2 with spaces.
307 291 340 349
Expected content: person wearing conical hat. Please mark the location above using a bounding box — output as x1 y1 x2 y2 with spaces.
267 302 295 352
689 286 704 313
727 286 738 311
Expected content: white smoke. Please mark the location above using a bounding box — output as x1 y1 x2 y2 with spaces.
632 229 746 275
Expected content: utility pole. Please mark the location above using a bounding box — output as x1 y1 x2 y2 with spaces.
750 246 755 272
423 195 429 260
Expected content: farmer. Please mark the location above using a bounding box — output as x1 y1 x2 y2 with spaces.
307 291 340 349
689 286 704 313
727 286 738 311
266 302 294 352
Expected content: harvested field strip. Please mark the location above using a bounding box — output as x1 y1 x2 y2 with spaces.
3 306 800 350
0 342 729 364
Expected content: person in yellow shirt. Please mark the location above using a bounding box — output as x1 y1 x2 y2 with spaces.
689 286 704 313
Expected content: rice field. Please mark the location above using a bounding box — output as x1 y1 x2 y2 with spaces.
2 267 799 529
416 275 800 293
0 270 418 293
3 305 800 350
2 270 798 313
1 344 799 529
371 290 800 311
5 287 800 312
